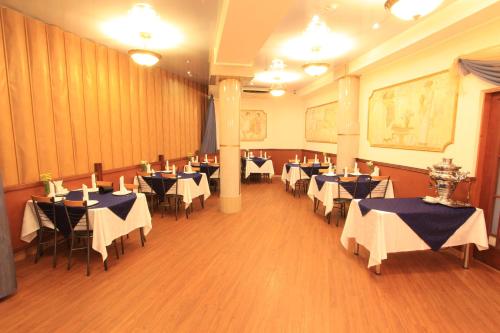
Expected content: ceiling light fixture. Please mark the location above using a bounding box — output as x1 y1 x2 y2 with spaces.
372 22 381 30
303 63 330 77
385 0 443 21
270 84 285 97
254 58 301 84
128 49 161 66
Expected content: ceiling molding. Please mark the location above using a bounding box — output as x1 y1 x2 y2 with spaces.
348 0 500 74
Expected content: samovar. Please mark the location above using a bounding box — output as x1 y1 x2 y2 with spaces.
425 158 471 207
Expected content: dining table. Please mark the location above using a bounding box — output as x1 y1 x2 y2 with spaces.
135 171 211 208
340 198 488 274
281 162 329 189
307 174 395 216
242 157 275 179
21 190 152 261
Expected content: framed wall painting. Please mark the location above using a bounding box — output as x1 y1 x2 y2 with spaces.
367 70 458 152
305 101 338 143
240 110 267 141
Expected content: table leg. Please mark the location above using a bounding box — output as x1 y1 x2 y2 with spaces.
354 242 359 255
463 243 471 269
375 264 381 275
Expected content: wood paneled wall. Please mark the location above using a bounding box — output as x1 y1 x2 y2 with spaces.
0 7 207 187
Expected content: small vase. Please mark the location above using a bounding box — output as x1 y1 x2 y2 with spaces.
43 181 50 195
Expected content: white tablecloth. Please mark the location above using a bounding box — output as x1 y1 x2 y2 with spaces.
340 200 489 268
21 193 152 261
135 173 211 208
308 175 395 215
281 163 311 187
244 159 275 179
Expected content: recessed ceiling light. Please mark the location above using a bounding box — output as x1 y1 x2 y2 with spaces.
186 59 191 64
372 22 380 30
187 71 193 77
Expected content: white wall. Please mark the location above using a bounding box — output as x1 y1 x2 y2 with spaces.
357 18 500 175
239 93 305 149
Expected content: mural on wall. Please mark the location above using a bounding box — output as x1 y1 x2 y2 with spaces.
240 110 267 141
368 71 458 152
305 101 338 143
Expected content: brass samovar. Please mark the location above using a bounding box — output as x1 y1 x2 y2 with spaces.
425 158 471 207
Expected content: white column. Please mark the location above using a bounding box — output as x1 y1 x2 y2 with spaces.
218 79 242 213
336 75 360 171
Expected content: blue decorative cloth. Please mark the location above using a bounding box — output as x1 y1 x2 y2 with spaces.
141 174 175 196
178 172 202 185
200 95 217 154
249 158 267 168
285 163 327 177
459 59 500 85
315 175 338 191
200 163 219 178
341 176 380 199
358 198 476 250
38 191 137 237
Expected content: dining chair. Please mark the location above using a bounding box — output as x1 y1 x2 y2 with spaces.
369 176 391 198
31 195 60 268
63 200 119 276
136 171 159 213
331 176 358 226
159 173 185 220
294 163 311 197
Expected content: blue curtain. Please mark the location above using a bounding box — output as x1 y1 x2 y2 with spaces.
200 95 217 154
458 59 500 85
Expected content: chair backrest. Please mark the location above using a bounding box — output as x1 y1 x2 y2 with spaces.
31 195 56 229
63 200 90 233
136 172 153 194
161 173 178 196
369 175 390 198
96 180 113 188
338 177 358 198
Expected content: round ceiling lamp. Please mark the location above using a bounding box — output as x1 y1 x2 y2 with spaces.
128 49 161 66
303 63 330 77
385 0 444 21
269 84 285 97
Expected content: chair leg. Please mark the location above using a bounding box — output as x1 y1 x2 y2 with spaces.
175 198 179 220
86 237 91 276
140 227 145 247
104 259 108 271
114 240 120 259
67 236 74 270
336 210 340 227
35 230 42 264
200 196 204 209
52 229 57 268
120 236 125 255
185 204 190 219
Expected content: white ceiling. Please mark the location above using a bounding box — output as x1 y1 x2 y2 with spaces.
253 0 458 90
0 0 218 83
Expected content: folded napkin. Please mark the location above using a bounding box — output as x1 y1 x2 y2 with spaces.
371 166 380 176
214 156 218 163
48 181 56 197
146 163 151 173
119 176 126 192
344 167 348 177
54 180 68 195
172 164 177 175
82 184 89 202
91 173 97 189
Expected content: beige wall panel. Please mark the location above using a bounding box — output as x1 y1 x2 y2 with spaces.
173 74 182 158
161 70 171 159
64 32 89 174
138 67 150 160
146 68 157 161
0 16 18 185
80 39 101 168
178 77 186 157
118 53 132 166
107 48 123 168
25 17 59 179
2 8 39 183
154 67 163 156
95 45 113 169
46 25 75 177
129 60 141 163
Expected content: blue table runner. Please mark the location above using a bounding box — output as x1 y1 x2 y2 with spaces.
358 198 476 250
38 191 137 237
142 172 202 196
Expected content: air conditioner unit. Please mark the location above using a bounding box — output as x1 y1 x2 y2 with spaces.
242 86 270 94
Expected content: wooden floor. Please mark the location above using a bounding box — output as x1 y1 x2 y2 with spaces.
1 180 500 332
